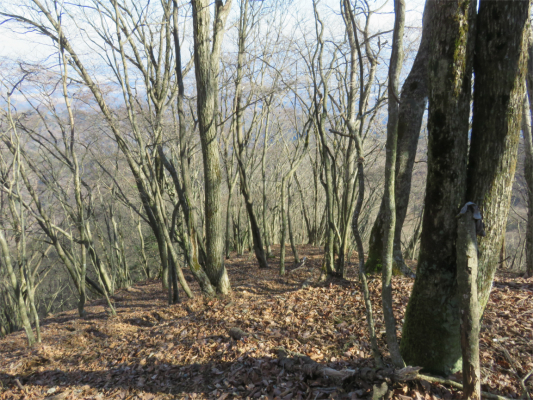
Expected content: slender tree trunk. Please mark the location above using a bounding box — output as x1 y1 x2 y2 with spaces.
524 78 533 278
381 0 405 369
137 218 149 278
288 180 300 264
233 0 269 269
403 207 423 260
262 116 273 257
156 230 170 290
341 0 382 366
352 163 382 367
366 0 433 274
78 245 87 318
226 184 235 259
465 0 530 312
280 178 288 275
191 0 232 294
400 0 477 375
456 206 481 400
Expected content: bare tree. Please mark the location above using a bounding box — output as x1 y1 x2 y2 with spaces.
191 0 232 294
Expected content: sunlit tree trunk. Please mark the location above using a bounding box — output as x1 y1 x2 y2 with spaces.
466 0 531 311
191 0 232 294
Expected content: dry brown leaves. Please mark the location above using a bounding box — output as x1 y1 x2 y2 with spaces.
0 246 531 399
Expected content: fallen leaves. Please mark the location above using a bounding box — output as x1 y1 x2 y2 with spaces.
0 246 531 399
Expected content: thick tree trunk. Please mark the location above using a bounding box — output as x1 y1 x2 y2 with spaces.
366 0 433 273
400 0 477 375
465 0 530 312
191 0 232 294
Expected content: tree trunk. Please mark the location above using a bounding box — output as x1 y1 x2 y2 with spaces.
280 178 288 275
0 229 36 346
288 180 300 264
191 0 232 294
524 76 533 278
456 205 481 400
262 138 273 257
403 207 423 260
381 0 405 369
225 184 235 259
465 0 530 312
400 0 477 375
366 0 433 273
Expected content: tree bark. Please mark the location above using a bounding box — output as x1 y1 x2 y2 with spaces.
456 205 481 400
0 229 35 346
191 0 232 294
233 0 269 270
400 0 477 375
381 0 405 369
465 0 530 312
366 0 433 274
525 30 533 278
288 180 300 264
525 81 533 278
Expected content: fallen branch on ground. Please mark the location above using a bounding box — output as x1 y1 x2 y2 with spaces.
273 345 514 400
417 374 513 400
288 257 308 275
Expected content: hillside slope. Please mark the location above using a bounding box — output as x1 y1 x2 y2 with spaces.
1 246 532 399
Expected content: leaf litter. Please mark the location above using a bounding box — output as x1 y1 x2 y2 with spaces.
0 245 532 399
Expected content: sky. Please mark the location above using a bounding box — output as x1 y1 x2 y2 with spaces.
0 0 426 63
0 0 427 113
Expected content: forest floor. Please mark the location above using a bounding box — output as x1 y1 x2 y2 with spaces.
0 245 532 400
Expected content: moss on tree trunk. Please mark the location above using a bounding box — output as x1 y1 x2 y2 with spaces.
400 0 477 375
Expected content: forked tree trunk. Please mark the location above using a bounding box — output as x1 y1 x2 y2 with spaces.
0 230 36 346
400 0 477 375
341 0 383 367
465 0 530 312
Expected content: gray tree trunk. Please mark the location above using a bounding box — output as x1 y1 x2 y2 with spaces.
0 229 35 346
400 0 477 375
191 0 232 294
381 0 405 369
465 0 531 312
456 206 481 400
525 49 533 278
288 180 300 264
366 0 433 274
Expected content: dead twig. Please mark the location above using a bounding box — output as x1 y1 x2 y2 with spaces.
14 378 24 391
417 373 514 400
496 343 531 400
